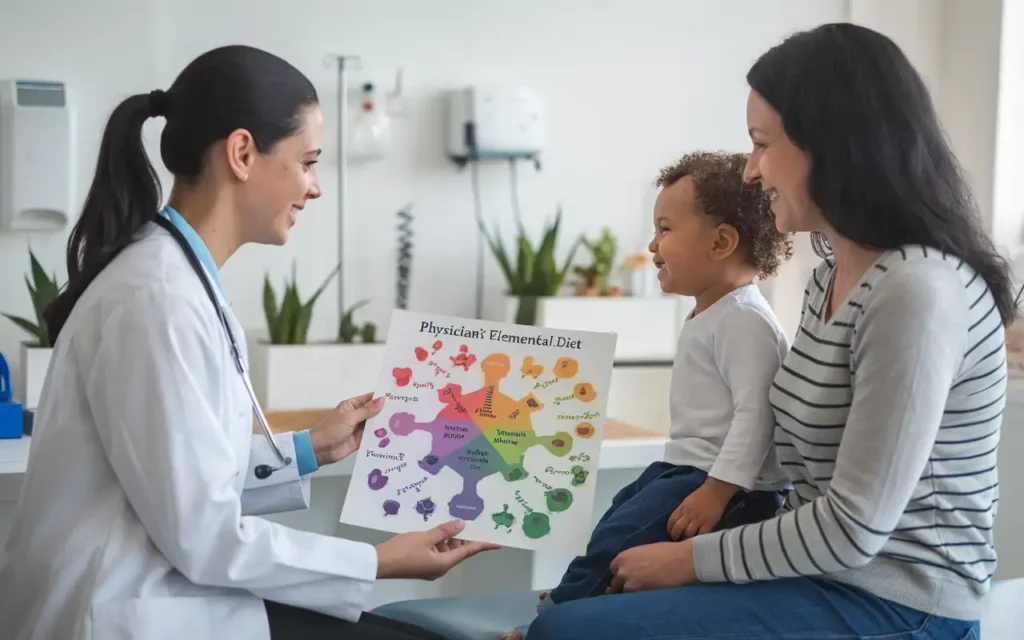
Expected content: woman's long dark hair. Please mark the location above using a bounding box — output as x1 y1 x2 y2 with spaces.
748 23 1019 326
44 45 319 344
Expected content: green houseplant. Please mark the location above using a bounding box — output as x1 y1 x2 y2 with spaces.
2 249 61 348
262 262 339 345
572 227 620 296
337 299 378 344
478 207 581 325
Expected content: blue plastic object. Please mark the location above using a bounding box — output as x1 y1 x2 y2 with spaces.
0 351 23 439
372 591 542 640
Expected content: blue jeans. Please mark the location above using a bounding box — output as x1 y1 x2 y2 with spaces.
547 461 785 605
527 577 979 639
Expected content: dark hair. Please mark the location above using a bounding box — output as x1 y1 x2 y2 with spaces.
44 45 319 343
747 23 1019 325
657 151 793 279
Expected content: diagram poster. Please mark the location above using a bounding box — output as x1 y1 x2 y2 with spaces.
340 309 617 554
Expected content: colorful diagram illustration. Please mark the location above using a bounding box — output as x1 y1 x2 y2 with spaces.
386 352 576 530
340 311 617 553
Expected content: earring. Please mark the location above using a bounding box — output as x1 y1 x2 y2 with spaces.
243 173 249 181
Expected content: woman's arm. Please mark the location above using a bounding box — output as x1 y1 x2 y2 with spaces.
83 285 377 621
693 263 975 583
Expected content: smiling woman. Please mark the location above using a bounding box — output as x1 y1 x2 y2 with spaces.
0 44 497 640
524 22 1004 640
45 45 325 341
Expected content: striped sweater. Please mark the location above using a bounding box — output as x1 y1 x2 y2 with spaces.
692 246 1004 621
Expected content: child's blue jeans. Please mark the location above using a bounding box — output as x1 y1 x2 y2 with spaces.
546 461 785 606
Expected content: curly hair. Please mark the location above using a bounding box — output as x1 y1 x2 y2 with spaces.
656 151 793 279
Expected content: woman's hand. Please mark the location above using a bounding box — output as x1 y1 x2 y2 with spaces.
309 393 384 466
607 539 698 594
375 519 501 580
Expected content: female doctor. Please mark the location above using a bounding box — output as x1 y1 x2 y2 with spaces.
0 45 494 640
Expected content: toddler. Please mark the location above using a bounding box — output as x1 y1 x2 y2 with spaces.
503 151 793 640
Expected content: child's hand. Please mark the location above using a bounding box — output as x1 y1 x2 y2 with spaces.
667 478 740 541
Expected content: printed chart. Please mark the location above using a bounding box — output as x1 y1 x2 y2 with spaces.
340 310 617 554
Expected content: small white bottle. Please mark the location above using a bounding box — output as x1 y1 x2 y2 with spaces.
349 82 390 162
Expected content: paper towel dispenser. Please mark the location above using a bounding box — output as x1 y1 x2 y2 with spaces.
0 80 74 232
445 86 543 165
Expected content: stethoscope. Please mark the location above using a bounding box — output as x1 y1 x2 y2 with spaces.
152 215 293 479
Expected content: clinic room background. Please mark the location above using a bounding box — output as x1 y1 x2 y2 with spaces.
1 0 1023 607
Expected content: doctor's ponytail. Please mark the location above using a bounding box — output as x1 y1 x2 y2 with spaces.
44 92 162 344
45 45 319 344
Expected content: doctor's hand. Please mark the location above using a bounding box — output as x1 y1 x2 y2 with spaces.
375 519 501 581
309 393 385 466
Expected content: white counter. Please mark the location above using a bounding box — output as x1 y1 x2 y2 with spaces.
0 434 668 480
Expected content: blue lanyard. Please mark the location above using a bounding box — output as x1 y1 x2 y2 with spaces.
0 351 12 403
159 206 227 301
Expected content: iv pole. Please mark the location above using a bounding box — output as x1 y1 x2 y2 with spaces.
328 54 361 322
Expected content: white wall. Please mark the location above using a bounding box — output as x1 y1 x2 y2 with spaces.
992 0 1024 255
0 0 845 378
933 0 1004 231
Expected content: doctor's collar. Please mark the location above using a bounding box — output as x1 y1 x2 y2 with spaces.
159 205 228 301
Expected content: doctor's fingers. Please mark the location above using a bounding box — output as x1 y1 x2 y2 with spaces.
433 538 454 553
435 538 488 553
335 392 378 416
336 395 385 424
337 391 375 410
425 519 469 543
436 540 501 570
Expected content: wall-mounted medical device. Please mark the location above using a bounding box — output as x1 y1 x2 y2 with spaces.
445 86 543 166
0 80 74 232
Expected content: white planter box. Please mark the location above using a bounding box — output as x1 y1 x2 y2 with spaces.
605 364 673 435
248 342 386 411
18 345 52 410
485 295 693 363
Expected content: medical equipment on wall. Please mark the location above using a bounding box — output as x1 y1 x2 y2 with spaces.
446 85 545 318
325 55 410 319
349 82 390 162
325 54 361 320
0 80 74 232
152 213 293 477
445 86 544 166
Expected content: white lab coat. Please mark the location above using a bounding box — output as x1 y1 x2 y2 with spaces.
0 223 378 640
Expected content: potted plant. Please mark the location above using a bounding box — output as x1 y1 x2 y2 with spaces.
261 262 339 345
247 263 385 412
2 250 60 409
337 299 378 344
482 218 691 362
478 206 581 325
571 228 623 297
